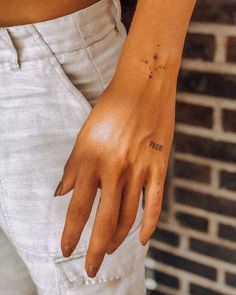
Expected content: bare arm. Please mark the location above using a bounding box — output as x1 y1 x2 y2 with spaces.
54 0 197 278
111 0 197 96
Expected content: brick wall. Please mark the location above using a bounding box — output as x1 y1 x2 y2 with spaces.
121 1 236 294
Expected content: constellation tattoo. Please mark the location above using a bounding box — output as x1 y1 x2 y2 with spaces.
149 140 163 151
139 45 168 79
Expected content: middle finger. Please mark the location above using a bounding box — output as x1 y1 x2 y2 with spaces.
85 176 122 277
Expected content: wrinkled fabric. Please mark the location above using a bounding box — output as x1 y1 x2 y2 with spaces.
0 0 150 294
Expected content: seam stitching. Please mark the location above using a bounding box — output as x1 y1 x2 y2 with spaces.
72 13 106 91
24 24 91 115
0 180 17 246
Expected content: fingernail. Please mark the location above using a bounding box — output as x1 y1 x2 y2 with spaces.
54 180 63 197
87 266 99 278
141 239 148 246
63 244 73 257
106 246 116 255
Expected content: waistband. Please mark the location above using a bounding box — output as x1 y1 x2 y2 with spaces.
0 0 122 71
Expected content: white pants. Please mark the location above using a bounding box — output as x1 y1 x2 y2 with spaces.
0 0 150 294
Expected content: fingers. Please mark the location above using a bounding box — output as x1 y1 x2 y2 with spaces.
85 177 122 278
106 171 144 255
139 168 165 246
61 169 98 257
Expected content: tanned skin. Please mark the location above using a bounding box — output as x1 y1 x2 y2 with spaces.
0 0 100 26
2 0 197 279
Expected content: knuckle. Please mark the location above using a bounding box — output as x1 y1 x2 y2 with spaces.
122 220 134 229
89 250 104 263
111 150 130 170
79 149 98 166
109 159 131 185
63 157 76 176
97 217 114 234
68 203 89 223
119 215 134 229
158 162 166 176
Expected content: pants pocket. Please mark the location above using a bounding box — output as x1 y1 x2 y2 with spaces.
52 191 148 291
49 55 93 115
52 209 149 293
24 24 93 116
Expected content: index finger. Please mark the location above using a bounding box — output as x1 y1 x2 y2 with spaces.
61 170 98 257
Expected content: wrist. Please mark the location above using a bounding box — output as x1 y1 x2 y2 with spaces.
109 51 180 99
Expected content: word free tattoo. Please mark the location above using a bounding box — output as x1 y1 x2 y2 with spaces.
149 140 163 151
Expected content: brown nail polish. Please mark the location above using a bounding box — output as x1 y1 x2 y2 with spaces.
141 238 149 246
88 265 99 277
57 183 64 196
106 247 116 255
63 244 73 257
54 180 63 197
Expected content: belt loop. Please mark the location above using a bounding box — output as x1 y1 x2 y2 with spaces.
0 27 20 70
110 0 122 34
24 24 60 67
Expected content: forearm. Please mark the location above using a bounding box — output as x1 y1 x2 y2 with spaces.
110 0 197 99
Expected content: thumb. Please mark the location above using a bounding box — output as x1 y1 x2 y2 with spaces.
54 151 78 197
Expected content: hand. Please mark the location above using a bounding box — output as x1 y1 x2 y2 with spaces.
53 77 176 278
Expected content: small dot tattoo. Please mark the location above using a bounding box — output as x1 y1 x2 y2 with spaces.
139 59 153 78
138 55 167 79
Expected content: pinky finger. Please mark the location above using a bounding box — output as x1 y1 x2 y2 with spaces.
139 172 164 245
